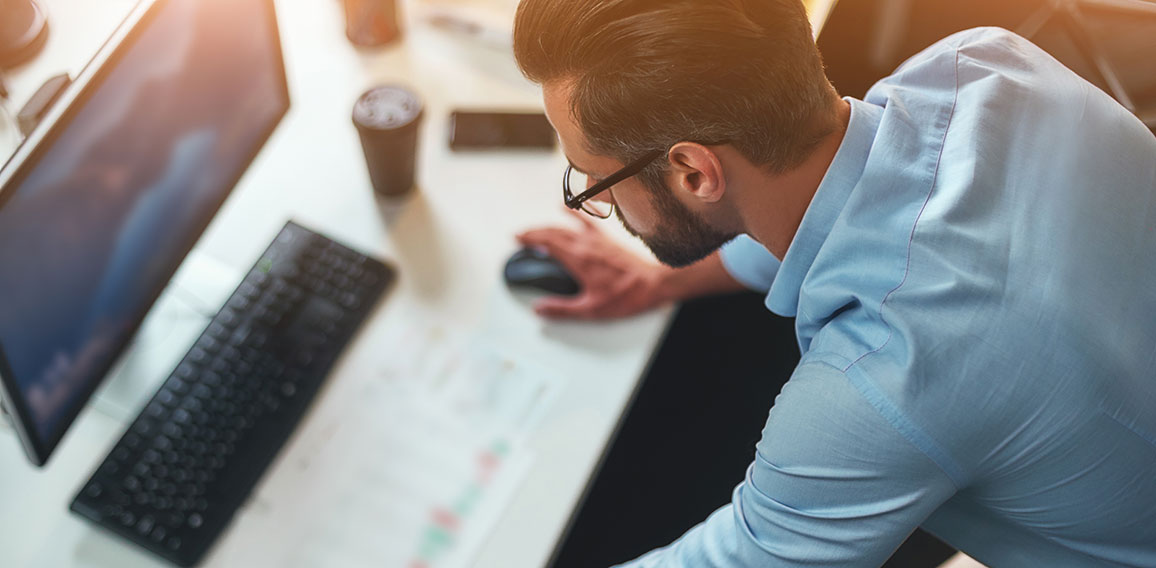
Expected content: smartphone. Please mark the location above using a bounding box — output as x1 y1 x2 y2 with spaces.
448 111 557 150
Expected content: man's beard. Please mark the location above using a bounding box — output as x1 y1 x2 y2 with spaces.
616 178 737 268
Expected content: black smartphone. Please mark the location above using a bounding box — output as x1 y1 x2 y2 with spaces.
448 111 557 150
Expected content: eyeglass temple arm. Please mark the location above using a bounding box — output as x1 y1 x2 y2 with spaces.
569 148 665 206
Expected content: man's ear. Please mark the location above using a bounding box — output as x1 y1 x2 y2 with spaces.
667 142 726 203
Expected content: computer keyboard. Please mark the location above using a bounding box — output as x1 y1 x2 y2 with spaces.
70 221 396 567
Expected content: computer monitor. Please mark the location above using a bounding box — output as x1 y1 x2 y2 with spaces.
0 0 289 466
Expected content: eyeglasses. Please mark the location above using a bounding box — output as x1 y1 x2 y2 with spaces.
563 148 665 219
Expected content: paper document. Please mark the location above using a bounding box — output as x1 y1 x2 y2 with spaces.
282 323 562 568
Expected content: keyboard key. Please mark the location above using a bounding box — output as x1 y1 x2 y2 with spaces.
236 282 260 300
279 382 297 398
187 347 210 365
229 294 252 312
221 346 242 363
197 335 220 353
133 420 156 437
175 363 197 380
111 447 131 463
161 423 183 439
217 308 240 328
191 384 213 400
137 516 155 535
155 389 177 407
145 403 166 419
167 377 189 395
123 433 144 450
206 322 230 341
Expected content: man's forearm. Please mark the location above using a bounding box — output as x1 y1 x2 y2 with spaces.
655 250 747 304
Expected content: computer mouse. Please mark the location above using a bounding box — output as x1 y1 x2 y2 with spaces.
503 247 581 296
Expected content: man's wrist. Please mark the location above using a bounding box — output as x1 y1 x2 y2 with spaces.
653 264 688 304
651 251 745 305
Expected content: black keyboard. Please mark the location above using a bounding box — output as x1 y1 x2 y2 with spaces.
70 221 395 567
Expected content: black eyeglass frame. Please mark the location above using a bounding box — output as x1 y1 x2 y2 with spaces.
563 148 665 218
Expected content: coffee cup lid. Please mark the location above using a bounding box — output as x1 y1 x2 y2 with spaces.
353 85 423 130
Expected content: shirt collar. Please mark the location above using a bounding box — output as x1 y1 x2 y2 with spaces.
766 97 884 317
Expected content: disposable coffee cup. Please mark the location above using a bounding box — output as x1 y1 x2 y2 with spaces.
353 85 423 197
342 0 401 47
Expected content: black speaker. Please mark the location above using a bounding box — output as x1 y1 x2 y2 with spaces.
0 0 48 69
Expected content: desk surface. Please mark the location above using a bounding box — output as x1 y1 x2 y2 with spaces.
0 1 673 567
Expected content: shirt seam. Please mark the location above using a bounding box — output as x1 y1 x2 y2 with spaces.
801 358 966 489
843 49 961 377
831 46 967 487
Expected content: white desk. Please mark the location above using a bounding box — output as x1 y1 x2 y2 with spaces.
0 1 674 566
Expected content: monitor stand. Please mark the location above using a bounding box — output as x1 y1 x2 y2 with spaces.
90 250 242 423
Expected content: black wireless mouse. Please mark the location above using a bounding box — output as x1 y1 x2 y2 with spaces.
503 247 581 296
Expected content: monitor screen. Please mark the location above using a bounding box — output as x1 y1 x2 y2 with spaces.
0 0 289 465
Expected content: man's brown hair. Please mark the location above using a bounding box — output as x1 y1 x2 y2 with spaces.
514 0 839 176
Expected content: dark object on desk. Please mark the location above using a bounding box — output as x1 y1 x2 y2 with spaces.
448 111 556 151
15 72 68 136
817 0 1156 132
353 84 423 197
504 247 581 296
71 221 396 568
342 0 400 46
0 0 48 68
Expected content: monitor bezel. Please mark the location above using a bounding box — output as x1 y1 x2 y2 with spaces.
0 0 290 466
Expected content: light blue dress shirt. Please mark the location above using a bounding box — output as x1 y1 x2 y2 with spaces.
620 28 1156 567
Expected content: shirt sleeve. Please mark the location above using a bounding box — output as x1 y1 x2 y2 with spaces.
614 361 959 568
718 235 781 293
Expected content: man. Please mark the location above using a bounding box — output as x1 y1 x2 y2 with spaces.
512 0 1156 566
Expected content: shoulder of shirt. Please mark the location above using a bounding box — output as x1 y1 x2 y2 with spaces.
865 26 1068 127
891 26 1037 75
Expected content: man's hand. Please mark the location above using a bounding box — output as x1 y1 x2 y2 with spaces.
516 211 748 320
516 211 672 320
